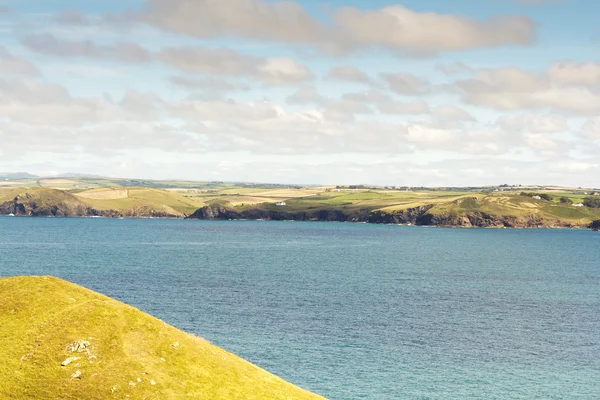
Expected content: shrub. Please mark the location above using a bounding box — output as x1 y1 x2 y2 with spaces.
520 192 553 201
583 197 600 208
560 197 573 204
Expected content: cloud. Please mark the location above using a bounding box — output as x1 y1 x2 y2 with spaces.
0 46 40 76
456 66 600 115
322 99 374 122
433 105 474 123
168 76 250 96
377 100 429 115
0 78 159 127
160 49 311 86
325 66 372 84
140 0 337 47
435 61 474 76
581 118 600 140
21 34 152 64
156 46 259 75
332 5 534 55
256 57 312 85
523 134 571 155
548 61 600 86
286 86 325 105
496 113 568 133
23 34 312 86
136 0 535 55
380 72 429 95
341 90 391 104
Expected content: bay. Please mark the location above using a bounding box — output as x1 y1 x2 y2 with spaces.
1 217 599 399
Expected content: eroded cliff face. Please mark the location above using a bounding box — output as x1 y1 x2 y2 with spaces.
186 204 586 229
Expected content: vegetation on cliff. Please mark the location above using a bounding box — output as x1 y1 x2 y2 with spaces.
0 276 324 400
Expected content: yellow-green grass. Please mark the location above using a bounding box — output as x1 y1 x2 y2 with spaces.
0 187 24 203
0 276 325 400
74 188 203 216
0 187 86 209
424 194 600 225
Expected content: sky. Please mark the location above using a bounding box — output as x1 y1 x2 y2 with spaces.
1 0 600 186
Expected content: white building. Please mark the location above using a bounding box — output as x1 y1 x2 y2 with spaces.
275 201 287 206
573 203 584 207
532 195 542 200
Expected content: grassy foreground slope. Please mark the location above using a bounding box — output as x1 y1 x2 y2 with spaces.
0 276 324 400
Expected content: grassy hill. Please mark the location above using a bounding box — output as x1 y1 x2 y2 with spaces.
73 187 202 216
0 276 325 400
0 187 202 217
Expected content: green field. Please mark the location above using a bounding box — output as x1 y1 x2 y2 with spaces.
0 276 324 400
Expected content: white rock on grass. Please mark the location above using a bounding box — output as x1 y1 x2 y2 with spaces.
61 357 79 367
71 370 82 379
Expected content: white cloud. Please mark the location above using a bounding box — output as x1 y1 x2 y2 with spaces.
333 5 534 55
457 66 600 115
325 66 372 84
140 0 337 48
22 34 152 64
405 125 455 145
433 105 474 122
286 86 325 105
378 100 429 115
137 0 535 55
157 46 258 75
256 57 312 85
581 118 600 140
168 76 249 95
381 72 429 95
158 47 312 85
496 113 568 133
523 133 571 155
0 45 40 76
548 61 600 86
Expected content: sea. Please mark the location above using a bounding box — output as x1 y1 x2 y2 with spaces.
1 217 599 399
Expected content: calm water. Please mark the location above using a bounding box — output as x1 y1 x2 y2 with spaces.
1 217 599 399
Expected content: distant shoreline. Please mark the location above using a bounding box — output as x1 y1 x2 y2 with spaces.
2 213 597 231
2 185 599 230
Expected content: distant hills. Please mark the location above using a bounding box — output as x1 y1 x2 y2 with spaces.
1 184 599 229
0 172 38 179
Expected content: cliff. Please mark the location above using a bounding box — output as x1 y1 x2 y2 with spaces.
186 204 590 229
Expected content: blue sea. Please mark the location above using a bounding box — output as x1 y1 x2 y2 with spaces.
1 217 599 399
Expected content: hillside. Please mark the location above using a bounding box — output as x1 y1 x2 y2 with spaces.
2 184 600 228
0 187 201 217
186 190 600 228
0 276 325 400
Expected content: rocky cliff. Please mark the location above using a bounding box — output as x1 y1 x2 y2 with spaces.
186 204 586 229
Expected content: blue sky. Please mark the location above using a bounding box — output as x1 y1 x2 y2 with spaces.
1 0 599 186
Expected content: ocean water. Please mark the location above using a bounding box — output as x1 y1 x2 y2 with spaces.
1 217 599 399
